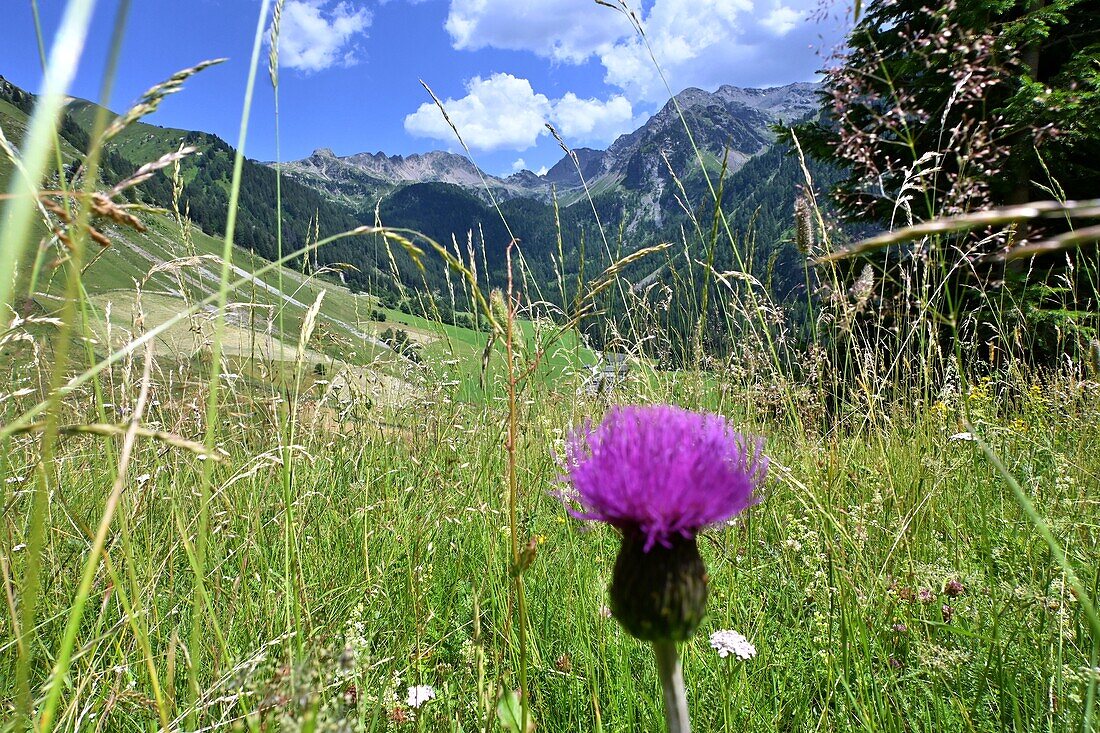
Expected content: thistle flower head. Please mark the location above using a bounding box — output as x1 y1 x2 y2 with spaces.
560 404 766 552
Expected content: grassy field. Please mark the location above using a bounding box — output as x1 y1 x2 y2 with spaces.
2 342 1098 731
3 4 1100 732
2 178 1097 730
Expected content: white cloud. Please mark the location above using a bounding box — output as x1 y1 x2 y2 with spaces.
551 93 635 145
405 74 552 152
404 73 637 152
761 3 803 36
277 1 372 73
441 0 834 102
445 0 627 63
597 0 760 101
512 158 528 172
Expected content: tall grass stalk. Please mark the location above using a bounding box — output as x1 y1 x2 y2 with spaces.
0 0 97 312
267 0 304 665
191 4 273 718
24 1 137 728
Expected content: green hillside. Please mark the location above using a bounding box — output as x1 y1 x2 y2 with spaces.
58 99 378 283
0 85 595 404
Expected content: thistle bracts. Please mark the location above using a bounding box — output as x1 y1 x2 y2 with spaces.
611 532 708 642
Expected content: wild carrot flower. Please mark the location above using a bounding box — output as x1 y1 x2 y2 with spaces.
709 630 757 661
405 685 435 709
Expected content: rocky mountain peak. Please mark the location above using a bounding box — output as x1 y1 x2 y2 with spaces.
543 148 607 187
713 81 820 120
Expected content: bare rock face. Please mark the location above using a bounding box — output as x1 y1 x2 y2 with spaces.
278 148 556 207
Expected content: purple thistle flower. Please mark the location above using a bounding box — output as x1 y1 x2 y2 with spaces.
560 404 766 552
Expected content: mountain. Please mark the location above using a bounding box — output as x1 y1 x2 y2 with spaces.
575 82 818 187
281 81 821 236
714 82 820 117
0 74 407 296
61 100 365 266
277 147 554 209
0 74 444 384
2 71 825 310
542 147 607 187
339 81 832 307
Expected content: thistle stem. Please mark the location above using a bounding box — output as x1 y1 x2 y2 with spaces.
652 640 691 733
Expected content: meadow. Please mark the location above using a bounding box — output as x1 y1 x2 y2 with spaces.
2 1 1099 731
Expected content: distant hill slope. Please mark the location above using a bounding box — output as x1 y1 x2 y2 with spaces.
59 99 370 278
0 78 594 399
0 76 374 334
1 74 447 298
0 75 400 371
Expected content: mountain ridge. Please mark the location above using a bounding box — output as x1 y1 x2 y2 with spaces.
277 81 821 221
1 72 826 305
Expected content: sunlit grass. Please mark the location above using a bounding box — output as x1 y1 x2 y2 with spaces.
1 0 1098 731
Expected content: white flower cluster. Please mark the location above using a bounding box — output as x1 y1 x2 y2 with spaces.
405 685 436 709
709 630 757 661
337 604 370 684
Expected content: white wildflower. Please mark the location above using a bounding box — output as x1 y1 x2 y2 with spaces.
948 432 975 442
709 630 757 661
405 685 436 709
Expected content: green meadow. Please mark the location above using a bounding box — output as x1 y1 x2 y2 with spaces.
2 1 1099 731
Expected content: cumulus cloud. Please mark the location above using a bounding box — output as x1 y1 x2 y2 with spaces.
405 74 551 151
445 0 626 63
599 0 759 100
512 158 528 172
442 0 836 102
761 3 803 36
277 0 372 73
551 93 636 144
404 73 637 152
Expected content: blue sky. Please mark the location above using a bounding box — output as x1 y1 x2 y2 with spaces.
1 0 848 176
